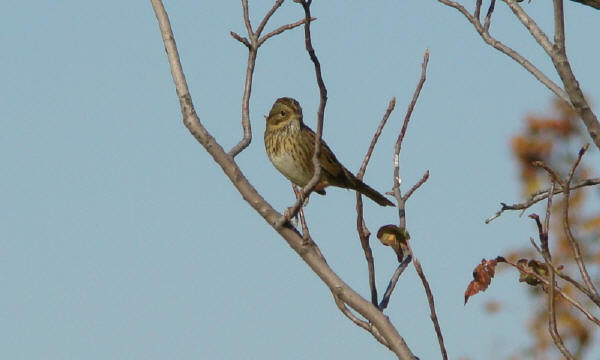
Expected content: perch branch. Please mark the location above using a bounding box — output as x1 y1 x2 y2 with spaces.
150 1 416 358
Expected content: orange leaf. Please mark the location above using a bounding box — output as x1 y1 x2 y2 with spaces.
464 258 500 304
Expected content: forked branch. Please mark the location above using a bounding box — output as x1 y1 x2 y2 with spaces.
150 1 417 358
437 0 600 149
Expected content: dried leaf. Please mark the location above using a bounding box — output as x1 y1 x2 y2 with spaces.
517 258 549 287
464 258 500 304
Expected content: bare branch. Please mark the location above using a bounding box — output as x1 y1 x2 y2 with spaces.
441 0 600 149
408 243 449 360
394 50 429 199
566 144 589 184
356 194 379 306
230 1 310 158
529 191 573 358
547 257 575 360
151 2 417 358
503 260 600 326
379 255 412 311
437 0 570 103
292 184 311 240
474 0 482 20
402 170 430 202
230 31 251 48
483 0 496 32
301 0 328 200
277 0 328 225
255 0 285 38
485 177 600 223
533 160 566 188
358 98 396 179
506 0 600 149
561 145 600 304
241 0 253 38
258 17 316 47
503 0 554 56
333 293 389 347
383 50 443 357
353 98 397 307
395 51 429 179
393 50 429 230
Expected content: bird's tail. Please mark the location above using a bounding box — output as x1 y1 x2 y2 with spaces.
356 180 394 207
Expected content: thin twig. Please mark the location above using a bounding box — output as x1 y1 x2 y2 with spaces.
292 184 311 240
502 260 600 327
332 293 389 348
474 0 482 20
395 50 429 180
394 50 429 228
530 234 596 299
255 0 285 38
436 0 570 103
354 98 397 306
277 0 328 225
229 1 309 158
483 0 495 32
548 257 574 359
258 17 316 47
530 187 573 358
485 177 600 223
241 0 253 38
533 160 566 188
356 195 378 306
408 243 449 360
529 236 596 299
386 49 442 358
379 255 412 311
402 170 430 202
566 144 589 183
561 145 600 304
358 98 396 179
230 31 251 48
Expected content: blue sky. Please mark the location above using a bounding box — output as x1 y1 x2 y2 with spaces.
2 1 599 359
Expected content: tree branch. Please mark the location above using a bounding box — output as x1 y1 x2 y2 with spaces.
437 0 570 103
229 1 310 157
150 1 416 358
485 177 600 223
355 98 397 306
277 0 328 225
379 256 412 311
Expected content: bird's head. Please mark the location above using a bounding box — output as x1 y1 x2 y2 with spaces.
266 97 303 130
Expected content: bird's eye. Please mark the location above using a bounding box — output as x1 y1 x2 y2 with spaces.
280 111 286 116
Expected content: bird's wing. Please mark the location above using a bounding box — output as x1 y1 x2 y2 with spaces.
302 124 357 188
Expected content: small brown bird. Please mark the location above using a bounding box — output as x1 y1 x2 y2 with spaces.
264 97 394 207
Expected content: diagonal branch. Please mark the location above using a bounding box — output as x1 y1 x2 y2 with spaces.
379 256 412 311
150 2 417 358
439 0 600 149
436 0 569 103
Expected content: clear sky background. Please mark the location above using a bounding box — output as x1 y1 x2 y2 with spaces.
2 1 599 359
